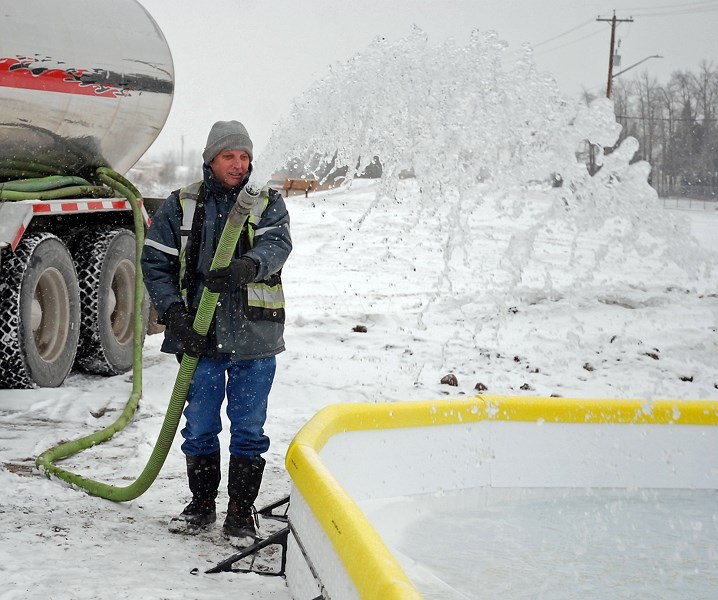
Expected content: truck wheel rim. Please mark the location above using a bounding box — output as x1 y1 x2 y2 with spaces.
33 267 70 363
110 259 134 345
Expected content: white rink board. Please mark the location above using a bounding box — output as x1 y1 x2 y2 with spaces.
320 421 718 496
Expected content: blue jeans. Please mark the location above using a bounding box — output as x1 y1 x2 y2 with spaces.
180 355 276 458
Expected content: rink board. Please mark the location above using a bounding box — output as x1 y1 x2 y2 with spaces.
284 396 718 599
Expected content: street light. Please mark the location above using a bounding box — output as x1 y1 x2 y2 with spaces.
612 55 663 79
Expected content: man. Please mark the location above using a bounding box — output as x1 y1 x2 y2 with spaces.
141 120 292 547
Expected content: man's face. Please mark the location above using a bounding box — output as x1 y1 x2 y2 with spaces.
210 149 251 188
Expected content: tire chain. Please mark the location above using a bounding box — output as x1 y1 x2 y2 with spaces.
0 232 54 389
71 227 131 375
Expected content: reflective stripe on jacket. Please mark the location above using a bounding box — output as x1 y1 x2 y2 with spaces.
177 182 286 321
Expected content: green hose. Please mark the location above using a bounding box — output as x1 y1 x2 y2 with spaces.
0 185 112 200
32 168 260 501
1 175 90 191
0 159 64 179
0 174 113 201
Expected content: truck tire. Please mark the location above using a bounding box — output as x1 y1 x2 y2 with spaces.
0 233 81 388
72 228 148 375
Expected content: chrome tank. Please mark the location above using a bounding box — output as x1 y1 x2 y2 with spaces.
0 0 174 177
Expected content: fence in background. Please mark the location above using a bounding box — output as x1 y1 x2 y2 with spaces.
662 196 718 211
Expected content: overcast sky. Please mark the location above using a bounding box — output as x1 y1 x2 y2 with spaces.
138 0 717 164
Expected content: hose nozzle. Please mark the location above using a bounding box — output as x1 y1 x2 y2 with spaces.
229 183 261 225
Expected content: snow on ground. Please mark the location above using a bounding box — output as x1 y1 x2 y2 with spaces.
2 25 718 600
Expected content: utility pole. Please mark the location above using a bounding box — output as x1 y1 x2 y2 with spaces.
597 11 633 98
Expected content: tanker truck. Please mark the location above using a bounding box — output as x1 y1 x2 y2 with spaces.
0 0 174 389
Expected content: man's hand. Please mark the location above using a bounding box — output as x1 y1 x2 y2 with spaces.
205 257 258 293
163 303 210 356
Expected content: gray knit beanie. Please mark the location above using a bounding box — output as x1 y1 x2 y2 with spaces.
202 120 253 164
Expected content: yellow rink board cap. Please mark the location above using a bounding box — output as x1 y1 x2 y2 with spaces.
286 395 718 599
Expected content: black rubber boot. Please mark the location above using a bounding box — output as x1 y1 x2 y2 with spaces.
223 455 265 547
168 451 221 534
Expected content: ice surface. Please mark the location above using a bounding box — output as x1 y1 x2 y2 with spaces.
368 488 718 600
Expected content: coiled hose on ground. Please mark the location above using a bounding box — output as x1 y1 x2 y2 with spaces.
0 167 259 501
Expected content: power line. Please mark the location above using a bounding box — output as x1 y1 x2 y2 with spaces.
505 19 606 61
531 1 717 55
621 0 718 12
531 18 595 49
507 5 712 95
532 26 606 56
618 0 718 17
638 5 718 16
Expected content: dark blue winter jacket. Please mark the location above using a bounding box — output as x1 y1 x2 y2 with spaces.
141 165 292 359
